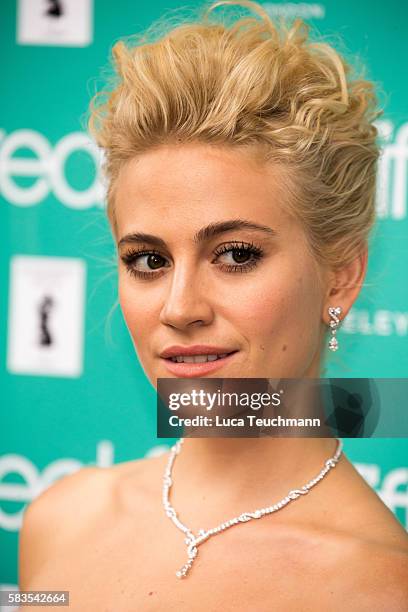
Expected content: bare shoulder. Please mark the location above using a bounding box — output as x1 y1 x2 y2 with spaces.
21 465 112 528
317 453 408 609
19 454 167 591
19 465 116 589
288 514 408 610
347 536 408 611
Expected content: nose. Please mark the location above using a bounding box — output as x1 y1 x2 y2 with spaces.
159 261 214 330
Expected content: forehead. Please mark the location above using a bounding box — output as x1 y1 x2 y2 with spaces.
114 143 296 236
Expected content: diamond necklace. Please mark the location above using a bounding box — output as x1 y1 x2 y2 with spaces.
162 437 343 578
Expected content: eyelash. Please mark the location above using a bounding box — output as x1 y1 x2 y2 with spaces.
120 241 264 280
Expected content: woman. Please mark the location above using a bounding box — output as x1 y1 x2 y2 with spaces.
19 1 408 609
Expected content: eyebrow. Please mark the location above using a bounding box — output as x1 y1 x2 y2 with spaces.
117 219 278 249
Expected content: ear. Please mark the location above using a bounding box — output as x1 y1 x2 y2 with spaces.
323 243 368 325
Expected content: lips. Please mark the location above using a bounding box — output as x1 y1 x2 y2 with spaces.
159 345 237 359
160 350 238 377
168 354 228 363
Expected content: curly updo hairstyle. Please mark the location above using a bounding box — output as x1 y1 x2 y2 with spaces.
88 0 382 277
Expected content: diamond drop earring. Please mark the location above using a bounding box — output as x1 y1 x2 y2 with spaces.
328 306 342 351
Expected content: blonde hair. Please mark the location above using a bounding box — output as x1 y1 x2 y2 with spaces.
88 0 382 273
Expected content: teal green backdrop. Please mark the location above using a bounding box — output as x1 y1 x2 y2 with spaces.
1 0 407 594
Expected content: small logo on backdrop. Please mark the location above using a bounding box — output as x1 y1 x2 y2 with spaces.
342 308 408 337
263 3 325 19
7 256 86 377
46 0 64 18
17 0 93 47
39 295 54 346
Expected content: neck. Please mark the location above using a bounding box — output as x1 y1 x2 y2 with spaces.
166 437 340 530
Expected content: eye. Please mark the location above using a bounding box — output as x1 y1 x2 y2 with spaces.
120 240 264 280
212 241 264 273
120 249 169 280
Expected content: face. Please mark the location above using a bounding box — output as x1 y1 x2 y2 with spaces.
114 143 329 387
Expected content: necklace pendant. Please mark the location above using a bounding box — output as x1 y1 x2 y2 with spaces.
176 563 191 578
176 543 198 578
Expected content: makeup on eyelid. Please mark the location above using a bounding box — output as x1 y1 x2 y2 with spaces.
120 240 265 280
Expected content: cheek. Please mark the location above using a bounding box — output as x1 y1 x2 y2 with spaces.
233 263 322 353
